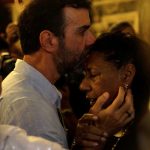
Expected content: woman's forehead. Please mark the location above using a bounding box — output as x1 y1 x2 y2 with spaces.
84 52 116 70
85 52 105 64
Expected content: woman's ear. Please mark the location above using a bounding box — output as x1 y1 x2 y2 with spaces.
121 63 136 87
39 30 58 53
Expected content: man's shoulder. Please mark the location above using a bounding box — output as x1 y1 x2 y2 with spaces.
2 69 36 94
2 75 41 105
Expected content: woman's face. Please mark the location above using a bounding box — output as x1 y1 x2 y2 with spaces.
80 52 124 106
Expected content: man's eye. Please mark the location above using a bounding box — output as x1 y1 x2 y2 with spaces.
79 30 86 36
79 28 88 36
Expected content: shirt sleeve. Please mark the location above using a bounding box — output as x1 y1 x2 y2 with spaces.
1 97 68 148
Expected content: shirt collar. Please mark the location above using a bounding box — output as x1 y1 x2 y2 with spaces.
15 59 62 108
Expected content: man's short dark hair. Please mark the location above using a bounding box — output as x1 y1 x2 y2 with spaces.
18 0 91 54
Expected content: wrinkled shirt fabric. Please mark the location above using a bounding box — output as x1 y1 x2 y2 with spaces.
0 125 68 150
0 59 68 148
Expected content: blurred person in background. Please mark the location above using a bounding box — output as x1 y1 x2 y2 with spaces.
109 21 136 36
5 22 23 59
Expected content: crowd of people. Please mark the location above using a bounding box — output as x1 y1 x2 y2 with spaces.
0 0 150 150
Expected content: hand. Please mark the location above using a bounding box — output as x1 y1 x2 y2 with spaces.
90 86 135 135
73 113 107 150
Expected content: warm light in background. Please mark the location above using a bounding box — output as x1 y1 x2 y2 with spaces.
12 0 30 22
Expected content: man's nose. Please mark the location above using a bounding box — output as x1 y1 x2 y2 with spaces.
86 31 96 47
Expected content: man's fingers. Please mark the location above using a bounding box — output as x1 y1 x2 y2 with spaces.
118 89 135 118
75 127 104 149
90 92 109 114
78 117 105 136
79 139 99 148
112 89 134 126
125 89 134 117
109 87 125 111
81 133 103 142
78 113 98 125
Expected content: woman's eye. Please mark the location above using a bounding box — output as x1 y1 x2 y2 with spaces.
90 74 97 78
83 70 100 79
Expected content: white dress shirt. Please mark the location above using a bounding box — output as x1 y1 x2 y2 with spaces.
0 59 68 148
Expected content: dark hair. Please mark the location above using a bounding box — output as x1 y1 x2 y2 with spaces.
109 21 135 35
18 0 91 54
89 32 150 122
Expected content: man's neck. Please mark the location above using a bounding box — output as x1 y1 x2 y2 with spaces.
23 51 60 84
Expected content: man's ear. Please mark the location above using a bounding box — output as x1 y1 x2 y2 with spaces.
121 63 136 87
39 30 58 53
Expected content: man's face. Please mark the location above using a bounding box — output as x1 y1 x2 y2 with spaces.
56 7 95 74
80 52 123 106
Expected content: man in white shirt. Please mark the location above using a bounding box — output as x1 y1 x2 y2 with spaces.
0 0 95 148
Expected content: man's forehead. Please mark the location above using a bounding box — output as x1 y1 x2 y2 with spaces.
63 7 91 25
